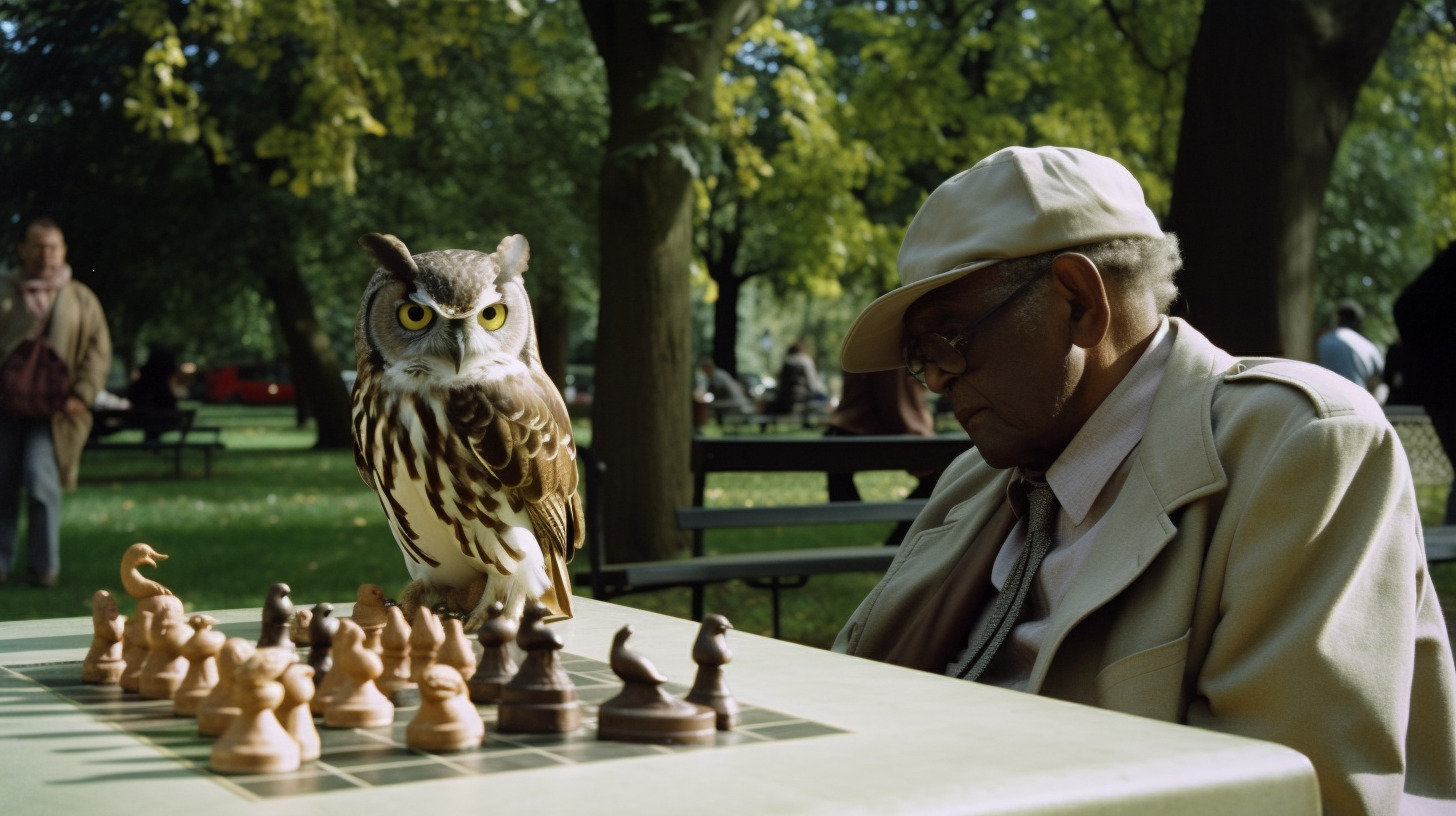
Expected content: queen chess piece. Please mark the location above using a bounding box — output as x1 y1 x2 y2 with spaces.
174 614 224 716
597 625 715 745
81 589 126 685
684 614 739 730
210 647 301 774
322 619 394 729
468 601 518 703
138 598 190 700
497 601 580 733
406 663 484 752
198 638 256 737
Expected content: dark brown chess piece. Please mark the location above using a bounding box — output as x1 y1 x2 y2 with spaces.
406 663 484 752
597 625 715 745
278 662 320 762
81 589 126 685
497 601 580 733
258 582 295 650
685 613 739 730
139 598 190 700
198 638 256 737
468 601 518 703
174 614 224 716
352 583 388 654
378 604 416 705
307 602 338 684
211 647 301 774
119 543 174 692
322 619 394 728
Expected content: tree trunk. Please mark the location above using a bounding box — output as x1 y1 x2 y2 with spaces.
582 0 764 562
254 244 354 450
1168 0 1404 359
711 271 745 377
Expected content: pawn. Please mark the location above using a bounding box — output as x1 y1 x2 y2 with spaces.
198 638 256 737
408 606 445 685
468 601 518 703
258 582 294 650
352 583 388 654
288 607 313 648
322 619 394 729
174 614 224 716
438 617 476 681
139 597 190 700
497 601 580 734
278 662 320 762
407 663 484 752
685 613 739 730
378 604 416 704
119 608 151 693
597 625 715 745
307 602 339 683
211 647 301 774
81 590 126 685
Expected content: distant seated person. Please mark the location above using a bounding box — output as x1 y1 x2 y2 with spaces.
831 146 1456 814
1316 299 1384 397
127 350 180 440
697 358 752 417
763 342 826 415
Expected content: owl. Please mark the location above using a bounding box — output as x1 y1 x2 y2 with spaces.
351 232 583 632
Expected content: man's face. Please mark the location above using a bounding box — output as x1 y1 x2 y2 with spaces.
19 226 66 278
902 271 1085 470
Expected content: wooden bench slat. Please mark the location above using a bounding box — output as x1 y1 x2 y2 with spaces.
675 500 927 530
602 546 899 587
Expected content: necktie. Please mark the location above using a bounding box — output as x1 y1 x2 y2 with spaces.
953 478 1057 681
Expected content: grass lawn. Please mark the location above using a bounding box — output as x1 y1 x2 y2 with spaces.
0 404 1451 651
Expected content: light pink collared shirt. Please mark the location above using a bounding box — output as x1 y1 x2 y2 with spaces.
948 318 1176 687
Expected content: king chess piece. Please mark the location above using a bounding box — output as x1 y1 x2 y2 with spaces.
597 625 715 745
406 663 484 752
468 601 518 703
684 614 740 730
322 619 394 729
138 598 190 700
497 601 580 733
198 638 257 737
378 604 416 705
278 662 321 762
119 543 174 692
81 589 126 685
174 614 224 716
211 647 301 774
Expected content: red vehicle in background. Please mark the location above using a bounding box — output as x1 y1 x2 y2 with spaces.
203 364 297 405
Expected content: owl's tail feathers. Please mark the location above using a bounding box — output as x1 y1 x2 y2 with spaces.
541 551 575 623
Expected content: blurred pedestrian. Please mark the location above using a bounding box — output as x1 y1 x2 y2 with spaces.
0 219 112 587
1316 299 1383 397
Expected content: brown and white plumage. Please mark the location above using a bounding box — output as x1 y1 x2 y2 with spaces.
351 232 583 632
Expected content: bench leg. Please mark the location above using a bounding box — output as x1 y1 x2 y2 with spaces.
691 584 705 623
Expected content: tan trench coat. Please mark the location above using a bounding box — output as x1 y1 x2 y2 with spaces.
0 276 112 490
834 319 1456 816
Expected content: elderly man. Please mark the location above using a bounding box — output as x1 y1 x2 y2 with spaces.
0 218 112 587
832 147 1456 815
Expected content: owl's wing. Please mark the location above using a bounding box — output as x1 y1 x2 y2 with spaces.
450 366 583 619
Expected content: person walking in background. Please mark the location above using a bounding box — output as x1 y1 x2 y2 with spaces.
1395 243 1456 524
824 368 939 546
1316 299 1384 398
0 218 112 587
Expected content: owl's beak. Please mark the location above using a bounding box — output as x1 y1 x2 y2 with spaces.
444 319 467 373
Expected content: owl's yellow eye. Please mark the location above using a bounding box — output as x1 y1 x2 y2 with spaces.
478 304 508 331
397 303 434 331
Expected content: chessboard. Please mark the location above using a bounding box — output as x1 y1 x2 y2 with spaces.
8 652 846 802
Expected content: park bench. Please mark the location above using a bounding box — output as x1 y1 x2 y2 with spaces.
714 400 829 434
85 407 225 478
579 434 971 637
1384 406 1456 564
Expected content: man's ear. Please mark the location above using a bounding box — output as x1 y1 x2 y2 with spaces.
1048 253 1110 350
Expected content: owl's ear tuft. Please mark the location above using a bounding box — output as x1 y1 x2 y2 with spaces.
359 233 418 283
496 234 530 279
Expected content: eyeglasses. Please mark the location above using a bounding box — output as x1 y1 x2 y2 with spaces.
901 273 1043 386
